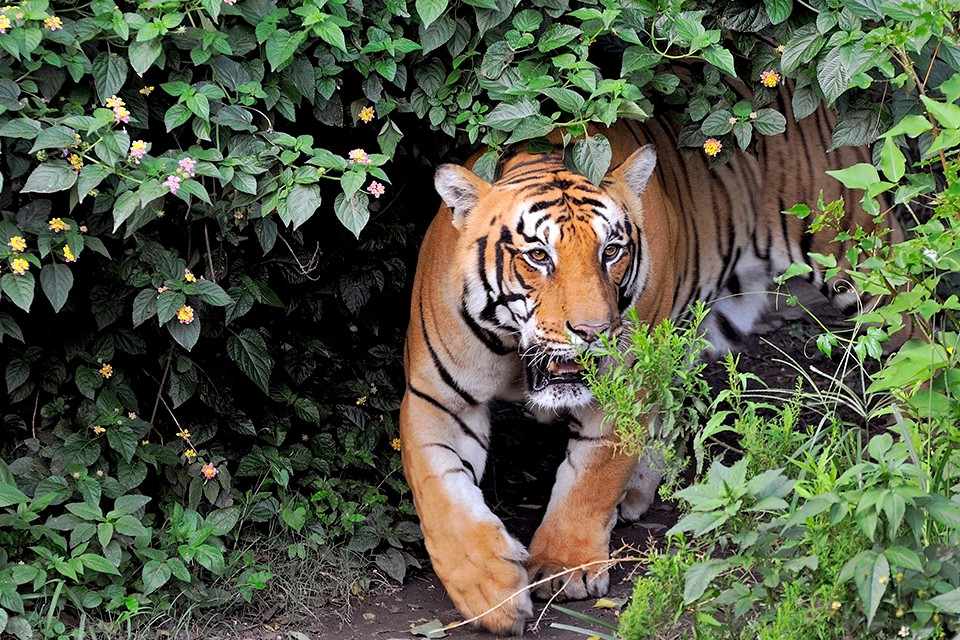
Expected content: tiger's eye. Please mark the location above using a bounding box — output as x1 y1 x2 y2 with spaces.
528 248 548 262
603 244 621 258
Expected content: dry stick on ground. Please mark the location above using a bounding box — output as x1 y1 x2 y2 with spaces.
442 549 643 632
529 575 573 633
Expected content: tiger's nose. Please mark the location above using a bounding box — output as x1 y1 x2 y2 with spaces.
567 321 611 344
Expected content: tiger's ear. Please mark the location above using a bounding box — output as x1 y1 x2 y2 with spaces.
611 144 657 196
435 164 492 230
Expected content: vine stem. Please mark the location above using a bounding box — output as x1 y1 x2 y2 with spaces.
204 221 217 282
150 343 176 425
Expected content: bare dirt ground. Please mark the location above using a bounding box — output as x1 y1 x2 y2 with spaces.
211 285 845 640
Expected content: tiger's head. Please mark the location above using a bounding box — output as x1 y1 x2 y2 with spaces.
435 145 658 411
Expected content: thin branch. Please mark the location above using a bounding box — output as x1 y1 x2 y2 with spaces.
204 222 217 282
277 233 323 281
150 344 176 425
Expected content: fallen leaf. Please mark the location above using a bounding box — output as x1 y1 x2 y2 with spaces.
593 597 626 609
409 619 448 638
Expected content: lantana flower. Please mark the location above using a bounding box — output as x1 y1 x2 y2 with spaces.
129 140 147 163
10 257 29 275
69 154 83 172
7 236 25 252
176 429 191 439
178 157 196 177
184 268 197 283
113 106 131 124
106 95 124 109
359 106 375 123
99 363 113 378
703 138 722 157
93 425 106 435
63 245 76 262
48 218 68 232
163 174 181 194
184 449 197 461
348 148 371 165
367 181 385 198
760 69 781 88
43 15 61 30
391 438 401 451
177 305 195 324
0 14 11 33
201 463 219 479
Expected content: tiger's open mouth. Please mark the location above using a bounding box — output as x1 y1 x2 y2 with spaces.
524 354 588 393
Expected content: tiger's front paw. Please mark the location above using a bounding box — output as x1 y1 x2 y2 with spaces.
432 521 533 636
526 524 611 601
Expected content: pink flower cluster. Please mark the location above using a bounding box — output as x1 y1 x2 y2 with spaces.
164 157 197 195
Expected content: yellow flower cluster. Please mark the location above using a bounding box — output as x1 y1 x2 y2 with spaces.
184 268 197 283
703 138 722 157
48 218 67 232
760 70 781 88
99 363 113 378
7 236 25 252
93 425 106 435
10 257 28 275
176 429 191 439
43 15 61 30
359 105 375 123
69 154 83 172
64 245 76 262
0 14 10 32
391 438 402 451
177 305 195 325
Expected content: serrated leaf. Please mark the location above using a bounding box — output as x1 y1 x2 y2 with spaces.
334 192 370 239
701 45 736 76
1 273 35 312
22 163 78 193
167 316 201 351
92 52 128 103
278 183 321 230
683 559 728 604
112 190 140 232
30 125 80 153
817 46 849 103
106 426 138 464
571 135 612 185
78 164 110 202
132 288 158 327
764 0 792 23
416 0 448 28
79 553 120 576
227 329 273 393
194 280 233 306
929 587 960 614
40 263 73 313
0 482 28 507
826 163 879 190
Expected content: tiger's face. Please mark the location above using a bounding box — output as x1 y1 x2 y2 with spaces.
435 146 657 410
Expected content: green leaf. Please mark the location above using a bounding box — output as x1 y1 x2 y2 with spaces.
132 289 158 327
701 110 734 136
683 559 728 604
920 95 960 129
128 38 162 74
227 329 273 394
106 426 139 464
61 434 101 467
157 290 186 325
571 135 612 186
0 312 24 342
22 163 78 193
701 45 736 76
1 272 35 312
185 93 210 122
92 52 128 103
30 125 79 153
5 359 28 393
862 552 888 626
781 24 824 75
279 184 322 230
314 20 347 52
0 117 42 139
764 0 792 23
66 501 104 521
416 0 448 28
881 114 932 139
484 99 539 132
114 514 150 537
112 190 140 232
193 544 225 575
341 170 366 199
97 521 113 549
0 482 28 507
77 164 110 202
79 553 121 576
929 587 960 614
826 163 879 190
817 46 849 103
752 108 787 136
167 316 201 351
39 263 73 313
194 280 233 306
143 560 172 594
879 138 906 182
334 193 370 239
265 29 306 71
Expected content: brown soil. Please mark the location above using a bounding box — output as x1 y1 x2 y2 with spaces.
219 284 850 640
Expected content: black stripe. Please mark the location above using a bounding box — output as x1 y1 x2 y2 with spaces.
408 385 489 450
427 442 479 484
460 305 512 355
420 299 478 406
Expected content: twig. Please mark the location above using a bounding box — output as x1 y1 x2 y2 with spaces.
31 390 39 439
204 222 217 282
150 344 175 425
277 233 323 280
443 554 643 631
529 575 572 633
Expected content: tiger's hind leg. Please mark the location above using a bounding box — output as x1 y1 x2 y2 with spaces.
400 396 533 636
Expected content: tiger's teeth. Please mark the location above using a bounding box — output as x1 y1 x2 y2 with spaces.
548 361 584 375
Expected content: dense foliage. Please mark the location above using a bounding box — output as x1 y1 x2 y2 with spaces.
1 0 959 636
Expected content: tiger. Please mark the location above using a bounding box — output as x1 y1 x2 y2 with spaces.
398 88 904 635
